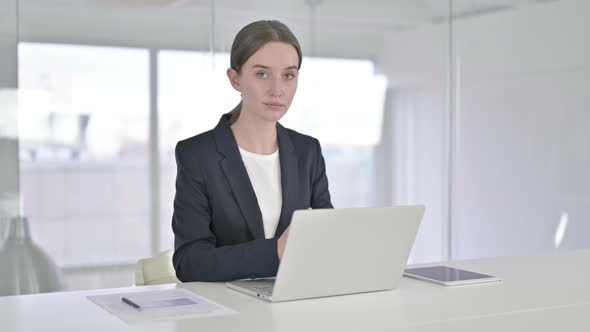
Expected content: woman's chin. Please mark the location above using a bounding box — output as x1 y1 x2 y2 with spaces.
258 109 287 123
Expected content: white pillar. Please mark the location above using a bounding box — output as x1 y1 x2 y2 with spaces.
0 0 20 237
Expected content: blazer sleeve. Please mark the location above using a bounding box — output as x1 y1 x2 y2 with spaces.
172 142 280 282
311 139 334 209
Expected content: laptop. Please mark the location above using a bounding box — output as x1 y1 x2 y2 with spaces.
226 205 425 302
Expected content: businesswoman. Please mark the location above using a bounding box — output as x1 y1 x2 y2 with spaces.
172 20 333 282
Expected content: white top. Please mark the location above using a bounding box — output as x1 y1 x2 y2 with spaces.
238 146 282 239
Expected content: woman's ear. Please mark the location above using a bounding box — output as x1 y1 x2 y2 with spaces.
227 68 241 92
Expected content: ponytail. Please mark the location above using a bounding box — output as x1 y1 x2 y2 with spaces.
228 101 242 125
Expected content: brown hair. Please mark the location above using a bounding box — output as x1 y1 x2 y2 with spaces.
228 20 302 125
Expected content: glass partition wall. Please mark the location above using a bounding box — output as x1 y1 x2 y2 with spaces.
449 0 590 259
2 0 588 293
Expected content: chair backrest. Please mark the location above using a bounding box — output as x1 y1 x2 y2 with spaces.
135 249 180 286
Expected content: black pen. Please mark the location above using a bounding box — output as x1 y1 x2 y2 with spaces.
121 297 142 310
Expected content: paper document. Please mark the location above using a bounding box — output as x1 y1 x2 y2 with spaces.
88 288 238 325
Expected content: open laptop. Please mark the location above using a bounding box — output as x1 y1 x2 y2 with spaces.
226 205 425 302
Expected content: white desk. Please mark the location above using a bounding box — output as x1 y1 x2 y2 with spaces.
2 250 589 332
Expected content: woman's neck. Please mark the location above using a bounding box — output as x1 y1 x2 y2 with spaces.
230 111 278 155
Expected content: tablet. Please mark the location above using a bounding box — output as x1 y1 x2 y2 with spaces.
403 266 501 286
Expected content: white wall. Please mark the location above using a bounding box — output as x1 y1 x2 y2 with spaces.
451 0 590 258
378 0 590 261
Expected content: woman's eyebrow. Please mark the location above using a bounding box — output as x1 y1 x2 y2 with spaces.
251 64 298 70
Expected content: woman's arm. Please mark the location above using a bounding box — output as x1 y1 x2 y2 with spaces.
276 138 332 261
171 141 280 282
310 138 333 209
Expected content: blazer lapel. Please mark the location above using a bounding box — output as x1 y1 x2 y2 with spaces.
275 123 299 237
214 115 265 239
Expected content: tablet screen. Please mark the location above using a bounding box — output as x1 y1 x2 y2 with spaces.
404 266 494 282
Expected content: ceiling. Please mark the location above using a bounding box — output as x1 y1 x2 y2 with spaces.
20 0 558 27
15 0 561 58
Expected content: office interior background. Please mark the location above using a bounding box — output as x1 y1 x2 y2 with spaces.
0 0 588 293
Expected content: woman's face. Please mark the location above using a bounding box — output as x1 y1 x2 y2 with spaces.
228 41 299 123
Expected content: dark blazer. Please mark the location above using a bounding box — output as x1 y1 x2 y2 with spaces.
172 114 333 282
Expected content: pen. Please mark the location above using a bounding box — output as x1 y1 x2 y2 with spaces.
121 297 142 310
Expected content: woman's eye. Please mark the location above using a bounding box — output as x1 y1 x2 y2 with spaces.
285 72 297 80
256 72 268 79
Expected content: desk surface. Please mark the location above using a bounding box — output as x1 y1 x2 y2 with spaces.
2 250 589 332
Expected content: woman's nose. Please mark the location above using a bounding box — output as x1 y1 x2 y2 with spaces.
268 77 283 97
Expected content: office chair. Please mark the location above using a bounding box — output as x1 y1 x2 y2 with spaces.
135 249 180 286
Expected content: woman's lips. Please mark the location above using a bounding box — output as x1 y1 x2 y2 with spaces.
264 103 285 110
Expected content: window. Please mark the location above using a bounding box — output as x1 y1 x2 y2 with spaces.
18 43 151 267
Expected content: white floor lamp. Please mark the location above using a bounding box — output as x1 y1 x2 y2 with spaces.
0 216 65 296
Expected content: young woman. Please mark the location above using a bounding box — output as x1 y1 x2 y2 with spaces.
172 20 333 282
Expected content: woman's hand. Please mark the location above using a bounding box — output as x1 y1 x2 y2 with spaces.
277 226 290 261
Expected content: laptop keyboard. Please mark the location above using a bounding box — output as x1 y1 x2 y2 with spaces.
237 279 275 296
